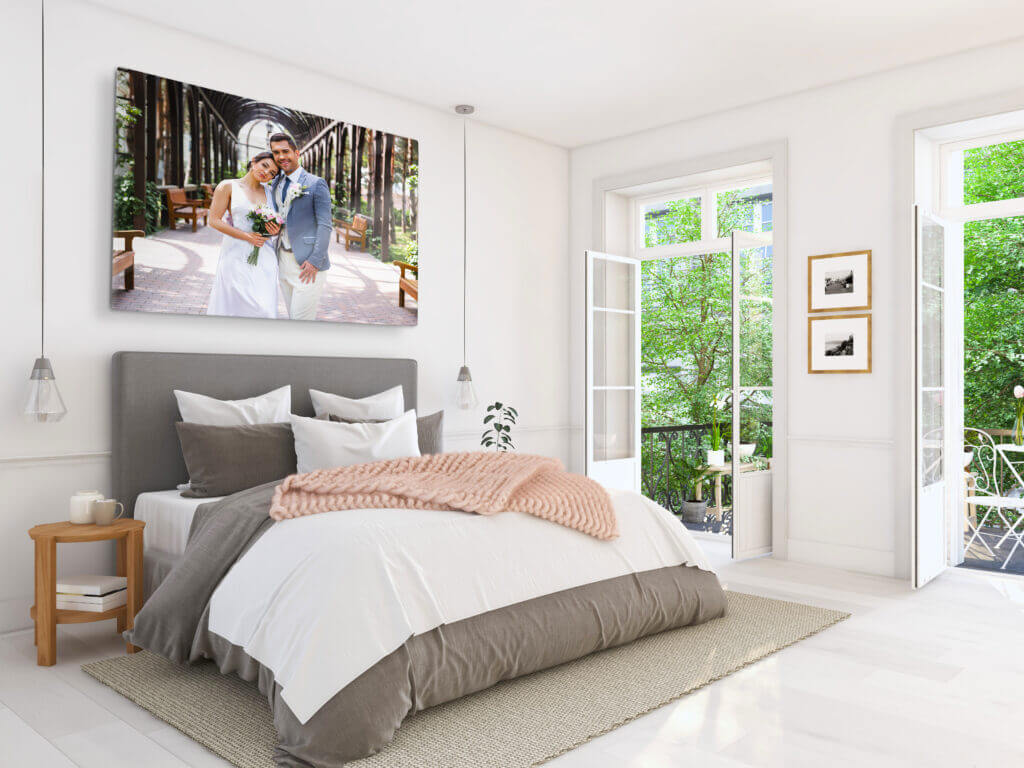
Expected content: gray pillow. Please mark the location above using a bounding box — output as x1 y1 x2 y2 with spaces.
326 410 444 454
176 422 297 498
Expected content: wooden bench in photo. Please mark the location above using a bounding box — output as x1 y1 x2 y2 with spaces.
166 187 208 232
112 229 144 290
334 214 369 251
394 261 418 307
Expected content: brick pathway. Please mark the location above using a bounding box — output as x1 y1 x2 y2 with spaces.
111 224 417 325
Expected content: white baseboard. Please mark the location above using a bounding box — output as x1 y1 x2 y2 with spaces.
0 597 33 635
787 538 896 578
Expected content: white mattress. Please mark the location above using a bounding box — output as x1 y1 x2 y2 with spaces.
134 490 223 556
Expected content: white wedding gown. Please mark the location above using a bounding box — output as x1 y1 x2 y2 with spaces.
207 181 279 318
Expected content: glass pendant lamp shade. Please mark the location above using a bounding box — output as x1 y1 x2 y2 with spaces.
24 357 67 422
456 365 478 410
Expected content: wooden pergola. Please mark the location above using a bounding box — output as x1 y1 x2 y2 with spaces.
118 69 417 261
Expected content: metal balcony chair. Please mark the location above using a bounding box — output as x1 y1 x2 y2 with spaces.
964 428 1024 568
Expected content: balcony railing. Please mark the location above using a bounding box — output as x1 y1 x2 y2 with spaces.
641 423 711 518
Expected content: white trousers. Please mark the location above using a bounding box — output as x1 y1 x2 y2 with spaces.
278 250 326 321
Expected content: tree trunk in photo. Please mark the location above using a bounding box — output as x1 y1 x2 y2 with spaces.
400 138 408 232
335 124 347 207
409 140 418 232
168 80 184 186
130 70 147 231
188 88 200 186
204 112 212 184
371 130 384 249
352 127 365 214
381 133 394 262
144 75 158 183
214 128 222 182
368 130 377 228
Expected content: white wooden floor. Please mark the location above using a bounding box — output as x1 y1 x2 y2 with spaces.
5 541 1024 767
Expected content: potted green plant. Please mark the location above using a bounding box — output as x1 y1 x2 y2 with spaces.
679 458 707 523
706 405 725 466
737 415 758 459
481 402 517 451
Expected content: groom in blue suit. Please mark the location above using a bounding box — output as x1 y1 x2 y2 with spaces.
269 133 333 320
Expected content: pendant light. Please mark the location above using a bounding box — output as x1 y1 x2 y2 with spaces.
24 0 66 423
454 105 478 409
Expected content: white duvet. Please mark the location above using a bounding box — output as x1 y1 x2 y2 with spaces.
207 488 712 724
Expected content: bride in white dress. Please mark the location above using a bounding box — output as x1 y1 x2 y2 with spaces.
207 151 281 318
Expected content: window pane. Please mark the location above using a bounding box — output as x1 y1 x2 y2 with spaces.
717 183 773 237
738 388 773 466
921 390 943 486
921 286 943 389
593 258 634 310
964 138 1024 205
594 389 635 461
642 196 701 248
593 309 635 388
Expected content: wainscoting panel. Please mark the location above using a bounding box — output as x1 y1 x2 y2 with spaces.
785 436 896 577
0 453 116 634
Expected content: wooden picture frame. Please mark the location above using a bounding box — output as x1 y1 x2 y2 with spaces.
807 313 872 374
807 250 872 313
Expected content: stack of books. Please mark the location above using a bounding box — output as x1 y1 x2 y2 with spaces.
56 575 128 612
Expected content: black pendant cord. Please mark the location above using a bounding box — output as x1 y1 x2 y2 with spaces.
39 0 46 359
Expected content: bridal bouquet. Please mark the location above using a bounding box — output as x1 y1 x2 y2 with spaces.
245 206 284 265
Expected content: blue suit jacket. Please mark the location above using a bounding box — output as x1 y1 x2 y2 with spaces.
270 169 332 272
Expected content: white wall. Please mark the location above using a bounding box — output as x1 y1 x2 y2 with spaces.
570 36 1024 579
0 0 569 633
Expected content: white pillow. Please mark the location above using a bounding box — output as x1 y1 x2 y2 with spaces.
291 410 420 473
174 385 291 426
309 385 404 421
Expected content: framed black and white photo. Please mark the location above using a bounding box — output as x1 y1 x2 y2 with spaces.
807 313 872 373
807 250 871 313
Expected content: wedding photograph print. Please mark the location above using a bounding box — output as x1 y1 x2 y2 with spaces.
808 250 871 313
808 313 871 373
110 67 419 325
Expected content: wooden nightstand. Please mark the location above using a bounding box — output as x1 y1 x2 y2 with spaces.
28 519 145 666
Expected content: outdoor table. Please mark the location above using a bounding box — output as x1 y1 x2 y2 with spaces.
694 461 759 521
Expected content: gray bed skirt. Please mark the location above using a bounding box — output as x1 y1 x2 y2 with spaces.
191 563 726 768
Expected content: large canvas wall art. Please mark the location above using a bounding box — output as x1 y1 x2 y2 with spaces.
110 67 419 325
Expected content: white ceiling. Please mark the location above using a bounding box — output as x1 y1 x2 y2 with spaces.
92 0 1024 147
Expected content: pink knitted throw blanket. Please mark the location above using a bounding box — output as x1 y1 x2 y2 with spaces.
269 452 618 540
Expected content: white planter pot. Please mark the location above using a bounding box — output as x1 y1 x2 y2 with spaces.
738 443 756 458
706 449 725 466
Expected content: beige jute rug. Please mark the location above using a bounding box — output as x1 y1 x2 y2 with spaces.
82 591 847 767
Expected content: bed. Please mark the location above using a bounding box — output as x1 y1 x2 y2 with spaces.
133 491 220 596
112 351 726 768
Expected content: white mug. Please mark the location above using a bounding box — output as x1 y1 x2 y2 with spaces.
70 490 105 524
90 499 125 526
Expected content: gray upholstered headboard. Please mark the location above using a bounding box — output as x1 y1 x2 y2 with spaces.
111 351 417 516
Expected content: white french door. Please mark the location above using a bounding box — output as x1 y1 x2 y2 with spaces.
731 231 774 559
585 250 641 491
914 206 951 588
